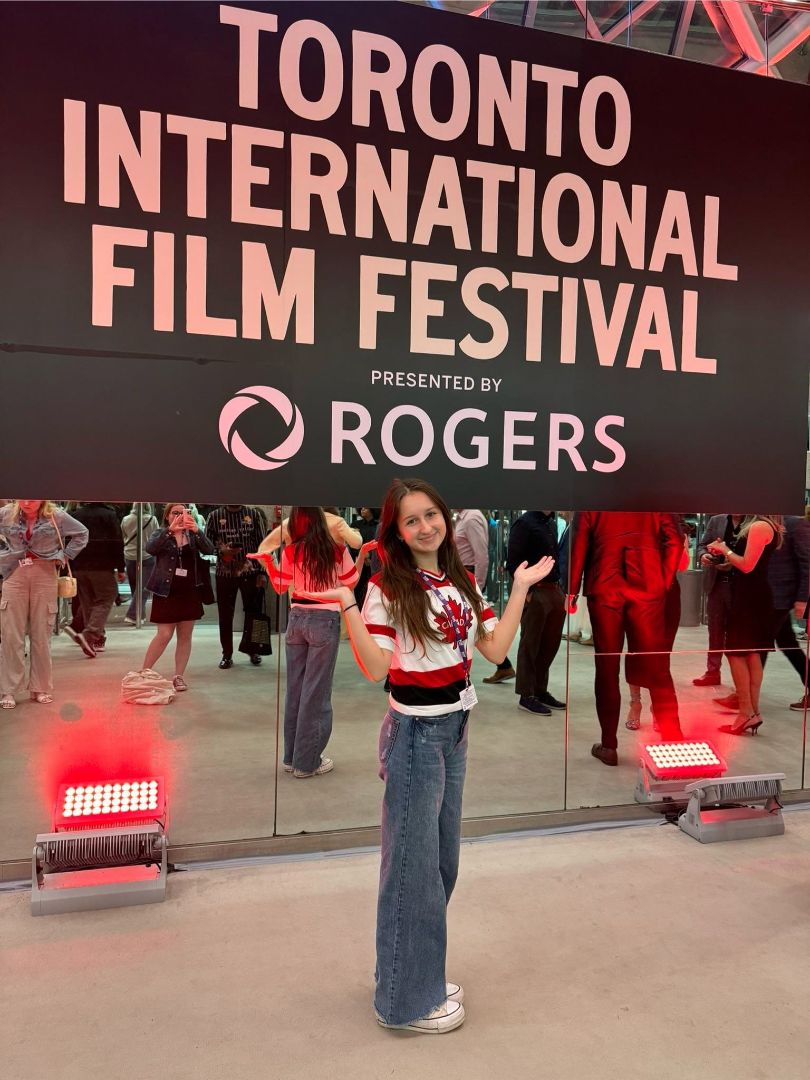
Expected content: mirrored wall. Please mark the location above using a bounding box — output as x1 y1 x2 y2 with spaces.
564 510 809 810
2 501 807 862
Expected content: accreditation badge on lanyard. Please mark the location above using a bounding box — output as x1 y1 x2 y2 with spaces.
418 571 478 711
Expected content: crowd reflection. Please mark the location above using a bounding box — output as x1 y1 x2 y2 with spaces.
0 499 808 838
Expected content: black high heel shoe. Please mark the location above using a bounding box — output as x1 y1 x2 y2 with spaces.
719 713 763 736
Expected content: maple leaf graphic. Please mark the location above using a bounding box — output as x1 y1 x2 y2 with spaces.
434 596 473 648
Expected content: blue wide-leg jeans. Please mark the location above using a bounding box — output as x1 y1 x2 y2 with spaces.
283 607 341 774
374 706 469 1026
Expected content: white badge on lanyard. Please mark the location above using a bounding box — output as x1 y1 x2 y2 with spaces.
19 557 33 568
175 568 188 577
459 683 478 711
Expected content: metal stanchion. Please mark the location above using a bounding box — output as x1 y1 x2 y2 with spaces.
135 502 144 627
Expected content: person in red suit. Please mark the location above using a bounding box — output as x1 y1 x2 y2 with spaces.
568 512 684 766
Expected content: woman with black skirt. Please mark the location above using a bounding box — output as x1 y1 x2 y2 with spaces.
142 503 214 691
708 514 783 734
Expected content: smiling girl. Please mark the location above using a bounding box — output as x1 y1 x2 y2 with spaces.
296 477 554 1034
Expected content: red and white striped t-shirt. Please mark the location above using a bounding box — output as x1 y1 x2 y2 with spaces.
362 569 498 716
272 544 358 611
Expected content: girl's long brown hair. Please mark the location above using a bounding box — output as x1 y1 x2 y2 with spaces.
378 478 489 649
287 507 343 590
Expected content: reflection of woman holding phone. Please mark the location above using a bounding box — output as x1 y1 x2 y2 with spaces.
141 503 215 691
707 514 783 735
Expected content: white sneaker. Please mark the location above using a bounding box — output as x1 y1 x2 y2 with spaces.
293 757 334 778
446 981 464 1004
377 997 465 1034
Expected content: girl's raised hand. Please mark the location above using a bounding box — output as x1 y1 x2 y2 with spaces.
354 539 379 572
247 551 274 573
513 556 555 590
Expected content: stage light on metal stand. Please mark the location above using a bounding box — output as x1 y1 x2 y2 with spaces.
31 777 168 916
678 773 785 843
634 741 727 806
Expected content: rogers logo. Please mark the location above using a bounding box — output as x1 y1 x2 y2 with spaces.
219 386 304 471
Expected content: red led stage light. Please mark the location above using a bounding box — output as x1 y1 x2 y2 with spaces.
641 742 726 782
54 777 165 831
34 776 169 915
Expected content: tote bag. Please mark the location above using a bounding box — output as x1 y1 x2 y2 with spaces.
238 590 273 656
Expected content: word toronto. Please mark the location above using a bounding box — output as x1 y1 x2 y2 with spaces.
65 4 736 374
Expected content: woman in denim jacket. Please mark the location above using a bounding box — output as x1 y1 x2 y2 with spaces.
141 503 214 692
0 499 88 708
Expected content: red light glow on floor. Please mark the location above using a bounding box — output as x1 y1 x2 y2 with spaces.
30 677 179 835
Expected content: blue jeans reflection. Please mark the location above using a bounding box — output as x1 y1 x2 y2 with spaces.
283 607 341 775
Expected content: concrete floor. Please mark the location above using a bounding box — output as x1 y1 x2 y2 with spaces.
1 609 808 862
3 812 810 1080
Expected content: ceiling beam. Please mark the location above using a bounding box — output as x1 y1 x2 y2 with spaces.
700 1 745 58
572 0 604 39
719 0 767 61
670 0 696 56
736 11 810 71
602 0 659 44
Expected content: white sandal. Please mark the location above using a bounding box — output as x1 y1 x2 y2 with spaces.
30 692 54 704
1 694 16 709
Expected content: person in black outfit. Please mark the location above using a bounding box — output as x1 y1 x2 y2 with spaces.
693 514 743 687
765 514 810 711
507 511 565 716
64 502 126 657
142 503 215 692
205 505 268 668
708 515 782 734
568 512 683 765
349 507 380 610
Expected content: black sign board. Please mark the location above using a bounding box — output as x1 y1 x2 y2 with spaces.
1 2 808 508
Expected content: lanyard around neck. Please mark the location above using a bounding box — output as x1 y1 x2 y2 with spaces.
417 570 471 682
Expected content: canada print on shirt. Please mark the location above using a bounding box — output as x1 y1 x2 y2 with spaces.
434 597 473 648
